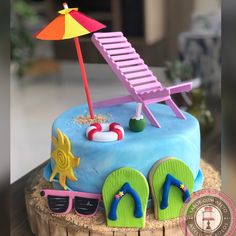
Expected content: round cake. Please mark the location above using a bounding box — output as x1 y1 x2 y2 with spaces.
43 102 203 193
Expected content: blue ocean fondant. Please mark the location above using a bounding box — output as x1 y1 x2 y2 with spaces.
44 103 203 193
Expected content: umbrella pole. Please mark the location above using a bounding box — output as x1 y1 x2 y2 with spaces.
74 37 95 119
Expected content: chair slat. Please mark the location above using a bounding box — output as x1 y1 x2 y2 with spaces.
94 32 123 38
99 37 127 44
120 65 148 73
107 48 135 56
103 42 131 50
125 70 152 79
129 76 157 85
116 59 143 67
135 82 161 92
112 53 139 61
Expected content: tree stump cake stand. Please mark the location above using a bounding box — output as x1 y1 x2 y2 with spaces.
25 160 221 236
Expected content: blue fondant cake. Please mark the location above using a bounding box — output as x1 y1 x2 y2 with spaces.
44 103 203 193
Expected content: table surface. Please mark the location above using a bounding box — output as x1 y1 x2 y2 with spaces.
11 63 221 235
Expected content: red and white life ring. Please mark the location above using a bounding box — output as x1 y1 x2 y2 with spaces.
86 123 124 142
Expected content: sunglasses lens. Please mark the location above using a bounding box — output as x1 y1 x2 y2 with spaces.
47 195 69 213
74 196 99 215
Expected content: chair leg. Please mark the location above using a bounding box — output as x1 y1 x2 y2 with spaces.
142 104 161 128
165 99 186 120
93 95 133 108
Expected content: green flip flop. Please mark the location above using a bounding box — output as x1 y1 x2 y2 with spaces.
149 157 194 220
102 167 149 228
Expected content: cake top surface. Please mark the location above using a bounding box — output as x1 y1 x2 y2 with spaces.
52 102 199 148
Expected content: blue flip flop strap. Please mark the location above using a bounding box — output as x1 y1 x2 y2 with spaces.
108 182 143 221
160 174 190 210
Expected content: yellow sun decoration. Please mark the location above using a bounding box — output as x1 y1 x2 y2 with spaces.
50 128 80 190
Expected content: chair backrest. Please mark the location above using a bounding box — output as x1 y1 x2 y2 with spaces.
92 32 162 95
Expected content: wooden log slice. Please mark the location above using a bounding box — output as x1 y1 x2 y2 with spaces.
25 160 221 236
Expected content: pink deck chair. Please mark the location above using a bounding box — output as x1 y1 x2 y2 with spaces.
91 32 192 128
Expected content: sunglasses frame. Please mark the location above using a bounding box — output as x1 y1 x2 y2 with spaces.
40 189 102 217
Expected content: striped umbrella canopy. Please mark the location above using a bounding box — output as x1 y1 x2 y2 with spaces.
34 3 106 119
35 3 105 40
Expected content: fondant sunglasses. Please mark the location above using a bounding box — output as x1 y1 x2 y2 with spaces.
40 189 102 217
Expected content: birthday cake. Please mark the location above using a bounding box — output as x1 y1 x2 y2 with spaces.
29 2 207 233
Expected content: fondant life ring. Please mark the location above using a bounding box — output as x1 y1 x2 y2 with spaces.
86 123 124 142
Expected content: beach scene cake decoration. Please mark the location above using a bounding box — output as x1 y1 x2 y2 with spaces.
86 122 124 142
23 1 212 234
149 157 194 221
34 2 106 120
50 129 80 190
129 103 146 132
40 189 102 217
102 167 149 228
92 32 193 128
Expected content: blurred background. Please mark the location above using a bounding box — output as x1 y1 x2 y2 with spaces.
11 0 221 183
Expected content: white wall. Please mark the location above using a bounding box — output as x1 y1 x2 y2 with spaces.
193 0 220 14
144 0 166 45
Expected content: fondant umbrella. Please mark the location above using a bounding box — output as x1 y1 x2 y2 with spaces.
35 2 106 119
